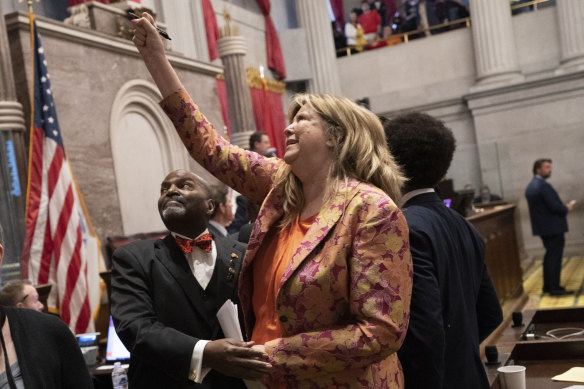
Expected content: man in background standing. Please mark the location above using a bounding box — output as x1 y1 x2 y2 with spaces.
227 132 273 236
248 131 273 157
208 184 234 238
525 159 575 296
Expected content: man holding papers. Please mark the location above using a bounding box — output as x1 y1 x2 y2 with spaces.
111 169 271 388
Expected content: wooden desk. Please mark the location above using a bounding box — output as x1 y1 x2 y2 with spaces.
467 205 524 304
488 307 584 388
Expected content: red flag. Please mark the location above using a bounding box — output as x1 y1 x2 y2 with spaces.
21 15 104 334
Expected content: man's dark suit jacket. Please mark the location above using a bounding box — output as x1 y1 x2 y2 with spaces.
397 192 503 389
226 195 249 235
207 222 226 239
525 176 568 236
111 234 247 389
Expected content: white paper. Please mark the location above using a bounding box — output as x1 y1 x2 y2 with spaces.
216 300 244 340
553 367 584 383
216 300 268 389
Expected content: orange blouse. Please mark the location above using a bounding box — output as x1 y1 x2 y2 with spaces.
251 215 317 346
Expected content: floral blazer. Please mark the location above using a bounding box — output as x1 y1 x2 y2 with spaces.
161 89 412 389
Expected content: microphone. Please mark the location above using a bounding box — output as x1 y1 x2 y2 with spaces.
512 311 524 328
484 345 500 366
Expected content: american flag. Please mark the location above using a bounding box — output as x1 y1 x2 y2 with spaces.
21 16 103 334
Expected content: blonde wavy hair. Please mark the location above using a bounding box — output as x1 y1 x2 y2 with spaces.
273 93 405 227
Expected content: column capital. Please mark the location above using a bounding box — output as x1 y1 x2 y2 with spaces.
217 36 247 58
0 101 26 131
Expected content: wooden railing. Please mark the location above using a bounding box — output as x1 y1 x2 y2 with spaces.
337 17 470 57
511 0 554 12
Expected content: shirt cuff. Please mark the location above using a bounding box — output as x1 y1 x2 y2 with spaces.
189 340 211 383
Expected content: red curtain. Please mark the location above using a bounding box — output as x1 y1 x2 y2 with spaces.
329 0 345 30
215 79 231 137
255 0 286 80
383 0 397 25
68 0 111 5
202 0 219 61
249 86 286 157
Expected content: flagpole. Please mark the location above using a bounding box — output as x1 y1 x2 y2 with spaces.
27 0 35 14
23 0 37 218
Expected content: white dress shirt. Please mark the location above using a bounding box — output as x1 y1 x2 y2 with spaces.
171 230 216 383
398 188 436 208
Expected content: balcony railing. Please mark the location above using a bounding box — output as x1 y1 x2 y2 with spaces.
336 0 554 58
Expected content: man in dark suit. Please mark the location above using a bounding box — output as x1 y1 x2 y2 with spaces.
384 113 502 389
111 169 271 388
525 159 575 296
226 132 271 236
208 183 234 238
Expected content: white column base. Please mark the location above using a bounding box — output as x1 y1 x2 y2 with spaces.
230 130 254 150
471 72 525 92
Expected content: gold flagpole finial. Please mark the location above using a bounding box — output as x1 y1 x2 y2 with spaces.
19 0 39 15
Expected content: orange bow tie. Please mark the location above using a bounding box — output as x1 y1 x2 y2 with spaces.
175 233 213 254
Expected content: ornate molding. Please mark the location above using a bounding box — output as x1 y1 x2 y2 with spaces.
215 68 286 94
6 13 222 76
63 3 91 29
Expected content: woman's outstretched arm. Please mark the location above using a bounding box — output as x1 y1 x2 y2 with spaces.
132 13 182 98
130 13 282 201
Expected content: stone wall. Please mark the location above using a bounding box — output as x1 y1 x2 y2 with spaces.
6 12 224 244
337 7 584 258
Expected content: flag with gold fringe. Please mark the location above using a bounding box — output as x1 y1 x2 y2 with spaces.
21 13 104 334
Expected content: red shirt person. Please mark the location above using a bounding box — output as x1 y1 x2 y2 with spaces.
358 1 381 35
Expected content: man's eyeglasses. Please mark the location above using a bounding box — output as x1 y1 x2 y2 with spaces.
20 294 28 303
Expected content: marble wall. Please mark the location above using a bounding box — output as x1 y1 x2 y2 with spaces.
337 7 584 258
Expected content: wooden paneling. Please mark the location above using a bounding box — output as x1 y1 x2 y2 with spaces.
468 205 524 304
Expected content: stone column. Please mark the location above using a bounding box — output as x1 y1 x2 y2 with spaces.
556 0 584 70
217 35 255 149
295 0 341 95
0 0 27 281
469 0 524 88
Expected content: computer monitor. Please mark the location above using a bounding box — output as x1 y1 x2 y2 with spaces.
105 316 130 362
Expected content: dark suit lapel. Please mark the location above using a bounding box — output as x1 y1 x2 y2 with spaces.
208 223 224 239
157 235 209 322
240 189 284 275
208 237 244 339
214 237 243 301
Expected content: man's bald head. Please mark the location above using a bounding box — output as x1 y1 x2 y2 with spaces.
157 170 215 238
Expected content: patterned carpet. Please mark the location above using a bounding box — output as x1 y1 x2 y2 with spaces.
523 256 584 308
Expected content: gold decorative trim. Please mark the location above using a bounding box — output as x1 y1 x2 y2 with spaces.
215 68 286 94
246 68 286 94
